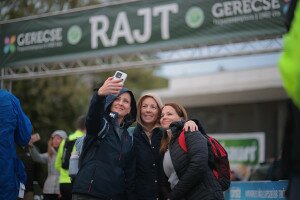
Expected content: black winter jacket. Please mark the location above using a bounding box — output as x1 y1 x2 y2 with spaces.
133 124 164 200
161 122 224 200
282 100 300 176
72 88 137 200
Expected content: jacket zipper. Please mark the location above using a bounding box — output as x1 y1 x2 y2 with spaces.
88 166 97 193
88 179 93 192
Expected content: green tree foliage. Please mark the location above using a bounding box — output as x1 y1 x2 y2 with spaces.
2 0 168 185
2 0 168 138
0 0 103 21
13 75 91 138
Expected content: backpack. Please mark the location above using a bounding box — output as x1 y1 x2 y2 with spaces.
178 130 231 191
61 139 76 170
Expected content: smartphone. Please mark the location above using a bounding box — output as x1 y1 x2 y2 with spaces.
113 71 127 84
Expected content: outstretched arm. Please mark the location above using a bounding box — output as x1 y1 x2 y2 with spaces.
29 145 48 164
85 77 123 136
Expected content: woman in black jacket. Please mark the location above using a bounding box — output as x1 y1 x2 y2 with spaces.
133 94 198 200
72 76 137 200
160 103 224 200
133 94 164 200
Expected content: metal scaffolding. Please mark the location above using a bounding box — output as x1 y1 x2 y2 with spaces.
0 37 282 86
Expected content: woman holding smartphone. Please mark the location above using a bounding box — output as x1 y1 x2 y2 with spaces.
72 76 137 200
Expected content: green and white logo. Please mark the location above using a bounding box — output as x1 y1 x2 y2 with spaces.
67 25 82 45
185 7 205 29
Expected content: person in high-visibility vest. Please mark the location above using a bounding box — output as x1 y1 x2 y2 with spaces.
279 1 300 200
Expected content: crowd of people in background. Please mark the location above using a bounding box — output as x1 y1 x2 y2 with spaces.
55 116 86 200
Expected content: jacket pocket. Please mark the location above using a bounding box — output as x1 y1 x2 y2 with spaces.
186 183 215 200
73 161 97 193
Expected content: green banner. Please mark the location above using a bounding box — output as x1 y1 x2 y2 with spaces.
0 0 287 67
212 132 265 165
220 138 260 165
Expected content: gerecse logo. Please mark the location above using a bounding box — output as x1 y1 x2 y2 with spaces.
67 25 82 45
185 6 205 29
3 35 16 54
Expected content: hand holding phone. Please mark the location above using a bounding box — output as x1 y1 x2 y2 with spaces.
113 71 127 85
98 71 127 96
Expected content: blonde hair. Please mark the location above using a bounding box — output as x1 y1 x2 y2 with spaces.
136 93 163 132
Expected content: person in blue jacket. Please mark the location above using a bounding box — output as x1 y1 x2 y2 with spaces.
0 89 32 200
72 76 137 200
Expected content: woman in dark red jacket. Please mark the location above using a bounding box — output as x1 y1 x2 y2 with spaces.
160 103 224 200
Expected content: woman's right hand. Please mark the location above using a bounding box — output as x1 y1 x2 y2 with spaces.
28 133 40 147
98 77 123 96
183 120 198 132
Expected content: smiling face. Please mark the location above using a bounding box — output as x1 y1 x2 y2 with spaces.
111 92 131 121
140 97 159 126
52 135 63 148
160 105 183 130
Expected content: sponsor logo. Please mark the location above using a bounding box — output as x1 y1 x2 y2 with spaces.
13 28 63 52
185 7 205 28
67 25 82 45
3 35 16 54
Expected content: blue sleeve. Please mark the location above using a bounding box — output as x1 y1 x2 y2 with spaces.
11 94 32 146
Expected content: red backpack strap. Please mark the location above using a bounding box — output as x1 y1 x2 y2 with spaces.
209 137 228 157
208 137 218 156
178 130 188 152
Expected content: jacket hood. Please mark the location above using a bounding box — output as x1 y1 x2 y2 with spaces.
136 93 163 132
51 130 67 139
104 87 137 127
169 120 185 137
168 119 207 138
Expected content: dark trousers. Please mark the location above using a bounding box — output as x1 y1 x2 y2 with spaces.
72 193 107 200
60 183 72 200
44 194 60 200
289 175 300 200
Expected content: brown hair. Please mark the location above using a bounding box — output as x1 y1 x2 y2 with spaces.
160 102 188 153
75 115 86 130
